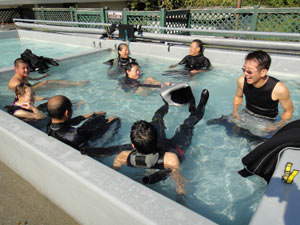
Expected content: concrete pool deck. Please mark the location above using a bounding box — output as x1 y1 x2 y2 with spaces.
0 160 79 225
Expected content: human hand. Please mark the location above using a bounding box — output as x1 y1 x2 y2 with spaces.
164 82 171 86
21 103 33 110
94 111 106 116
190 70 199 74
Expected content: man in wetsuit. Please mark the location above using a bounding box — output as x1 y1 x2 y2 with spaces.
119 62 169 94
233 50 293 131
46 95 120 150
8 58 88 91
169 39 211 74
81 89 209 195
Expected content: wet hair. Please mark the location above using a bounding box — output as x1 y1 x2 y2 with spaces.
118 43 128 55
192 39 204 54
47 95 72 120
125 62 139 77
15 83 32 101
245 50 271 70
130 120 158 154
14 58 28 67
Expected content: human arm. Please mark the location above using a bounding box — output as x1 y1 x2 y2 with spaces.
14 103 47 120
112 150 132 170
270 82 293 129
164 152 187 195
232 76 244 119
28 73 50 81
83 111 106 119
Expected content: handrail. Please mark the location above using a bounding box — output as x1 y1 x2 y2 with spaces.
13 18 300 40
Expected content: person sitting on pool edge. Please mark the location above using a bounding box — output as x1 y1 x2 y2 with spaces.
120 62 170 95
81 89 209 195
169 39 211 74
46 95 120 150
104 43 137 74
5 83 47 121
233 50 293 131
8 58 88 91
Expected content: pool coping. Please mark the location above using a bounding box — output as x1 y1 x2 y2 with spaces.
1 29 300 225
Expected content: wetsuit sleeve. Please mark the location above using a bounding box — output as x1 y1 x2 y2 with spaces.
138 83 161 88
103 59 114 65
69 116 86 126
202 58 211 70
80 144 133 157
178 55 188 65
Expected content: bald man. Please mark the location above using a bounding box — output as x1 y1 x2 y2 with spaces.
46 95 120 150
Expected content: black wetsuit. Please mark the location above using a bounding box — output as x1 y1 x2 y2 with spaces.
119 77 161 92
104 56 136 69
81 90 209 169
239 119 300 183
179 54 211 71
47 114 119 150
243 76 279 119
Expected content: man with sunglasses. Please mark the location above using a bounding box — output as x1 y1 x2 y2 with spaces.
233 50 293 131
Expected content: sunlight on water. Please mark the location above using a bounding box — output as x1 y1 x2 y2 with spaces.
0 38 91 68
1 50 300 225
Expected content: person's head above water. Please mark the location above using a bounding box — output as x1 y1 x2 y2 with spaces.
190 39 204 56
243 50 271 85
118 43 129 59
47 95 72 121
130 120 158 155
125 62 140 80
245 50 271 71
14 58 30 78
15 82 34 104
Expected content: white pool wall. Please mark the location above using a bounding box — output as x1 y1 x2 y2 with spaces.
1 29 300 225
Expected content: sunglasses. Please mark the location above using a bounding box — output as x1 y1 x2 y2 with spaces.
241 68 259 75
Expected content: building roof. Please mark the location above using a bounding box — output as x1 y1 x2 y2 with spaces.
0 0 129 6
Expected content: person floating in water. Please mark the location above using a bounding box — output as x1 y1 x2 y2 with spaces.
104 43 137 76
119 62 170 95
8 58 88 91
233 50 293 131
5 83 47 121
46 95 120 150
168 39 211 75
81 89 209 195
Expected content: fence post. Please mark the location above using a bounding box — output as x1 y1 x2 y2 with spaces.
250 5 260 31
70 7 75 22
41 7 45 20
160 8 166 34
100 8 105 23
123 8 128 24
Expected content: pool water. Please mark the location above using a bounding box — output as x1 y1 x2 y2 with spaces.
0 38 91 68
1 50 300 225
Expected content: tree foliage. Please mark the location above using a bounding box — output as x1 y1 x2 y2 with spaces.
127 0 300 10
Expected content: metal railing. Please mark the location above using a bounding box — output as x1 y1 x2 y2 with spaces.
32 6 300 36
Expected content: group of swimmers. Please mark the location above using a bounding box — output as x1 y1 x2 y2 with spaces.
5 39 297 194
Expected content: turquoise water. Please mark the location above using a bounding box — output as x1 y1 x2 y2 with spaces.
1 50 300 225
0 38 91 68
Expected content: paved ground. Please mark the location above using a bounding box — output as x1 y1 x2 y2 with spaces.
0 160 79 225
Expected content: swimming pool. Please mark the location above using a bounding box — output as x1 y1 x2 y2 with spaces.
0 37 92 68
1 47 299 225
